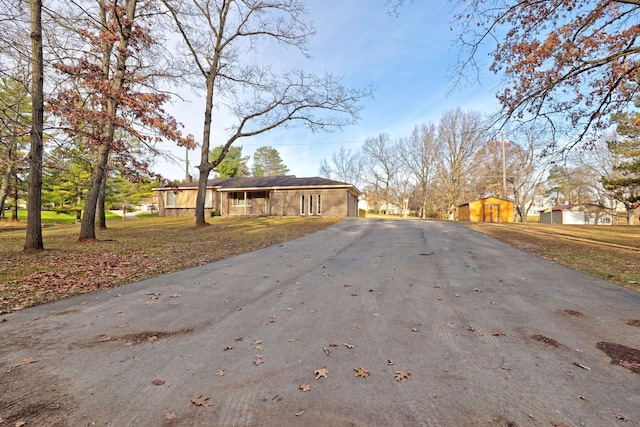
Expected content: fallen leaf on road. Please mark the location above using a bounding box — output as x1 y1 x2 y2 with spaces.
288 338 297 342
354 367 369 378
223 346 234 351
574 362 591 371
314 368 329 379
235 336 243 341
394 370 411 381
411 328 419 332
372 313 380 317
551 422 570 427
216 369 224 376
387 359 394 366
17 358 37 366
444 322 456 329
298 384 311 392
350 324 360 330
295 410 305 416
169 293 180 298
342 342 355 349
15 421 26 427
613 413 629 421
323 347 330 356
254 354 264 366
164 412 176 420
492 331 505 336
152 379 165 385
473 288 481 292
190 395 213 407
147 335 158 342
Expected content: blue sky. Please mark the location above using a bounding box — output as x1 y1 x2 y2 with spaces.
154 0 502 181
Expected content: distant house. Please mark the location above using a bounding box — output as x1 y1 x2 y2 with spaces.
458 197 514 223
154 176 362 218
539 204 614 225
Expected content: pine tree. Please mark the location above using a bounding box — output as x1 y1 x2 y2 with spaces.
602 113 640 224
252 146 290 177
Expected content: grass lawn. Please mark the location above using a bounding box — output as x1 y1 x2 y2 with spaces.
466 222 640 291
0 216 340 314
1 209 122 225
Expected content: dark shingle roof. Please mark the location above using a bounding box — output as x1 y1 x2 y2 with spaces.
169 175 361 194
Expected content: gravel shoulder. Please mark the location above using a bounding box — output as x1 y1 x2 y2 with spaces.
1 219 639 426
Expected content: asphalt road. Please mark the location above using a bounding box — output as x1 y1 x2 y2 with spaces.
1 219 639 426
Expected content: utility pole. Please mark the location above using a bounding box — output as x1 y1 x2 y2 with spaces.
501 132 507 199
185 146 190 182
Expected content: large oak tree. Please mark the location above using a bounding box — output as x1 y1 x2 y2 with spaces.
161 0 371 226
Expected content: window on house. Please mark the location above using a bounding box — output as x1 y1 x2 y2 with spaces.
166 191 176 207
231 192 252 206
309 195 313 215
205 190 212 207
317 194 322 215
301 195 305 214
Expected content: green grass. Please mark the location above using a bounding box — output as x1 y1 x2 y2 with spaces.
1 209 122 225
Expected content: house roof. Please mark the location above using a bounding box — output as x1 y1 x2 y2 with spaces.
458 196 513 207
540 204 581 212
159 175 362 195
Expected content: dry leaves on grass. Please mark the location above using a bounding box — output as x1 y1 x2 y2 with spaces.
1 217 340 314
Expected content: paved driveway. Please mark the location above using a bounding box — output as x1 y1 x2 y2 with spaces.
1 219 639 426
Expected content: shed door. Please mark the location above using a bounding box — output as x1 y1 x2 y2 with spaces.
482 204 500 223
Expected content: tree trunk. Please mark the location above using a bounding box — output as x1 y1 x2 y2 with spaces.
194 75 216 226
79 0 137 240
96 169 107 229
79 144 109 240
24 0 44 251
0 164 13 213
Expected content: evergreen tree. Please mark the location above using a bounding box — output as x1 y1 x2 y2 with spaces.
252 146 289 177
210 145 249 177
602 113 640 224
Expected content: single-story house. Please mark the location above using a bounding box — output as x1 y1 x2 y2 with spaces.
458 197 514 223
154 175 362 218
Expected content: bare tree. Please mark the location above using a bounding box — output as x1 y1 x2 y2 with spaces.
319 146 363 188
161 0 370 226
361 133 400 214
435 109 486 220
397 124 439 218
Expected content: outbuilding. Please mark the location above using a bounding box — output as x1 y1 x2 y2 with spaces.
458 197 514 223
